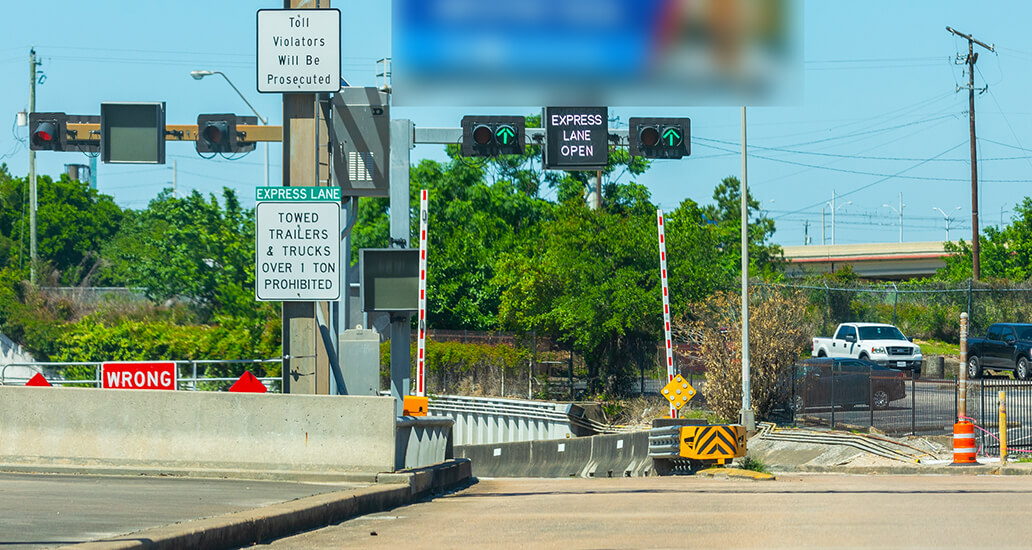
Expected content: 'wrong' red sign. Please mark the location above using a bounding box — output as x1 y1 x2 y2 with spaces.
101 362 177 390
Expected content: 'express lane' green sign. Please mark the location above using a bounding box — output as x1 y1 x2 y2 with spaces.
256 186 341 202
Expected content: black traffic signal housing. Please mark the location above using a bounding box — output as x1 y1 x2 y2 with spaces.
29 112 69 151
628 117 691 159
196 114 257 154
460 115 525 157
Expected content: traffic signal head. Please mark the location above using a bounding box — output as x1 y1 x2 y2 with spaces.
628 117 690 159
460 116 525 157
196 114 257 154
29 112 68 151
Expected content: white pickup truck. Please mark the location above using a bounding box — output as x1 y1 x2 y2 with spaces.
811 323 923 371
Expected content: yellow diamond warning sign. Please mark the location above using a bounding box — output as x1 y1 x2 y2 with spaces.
661 374 696 410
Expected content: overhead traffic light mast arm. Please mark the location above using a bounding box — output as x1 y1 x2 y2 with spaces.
64 123 283 143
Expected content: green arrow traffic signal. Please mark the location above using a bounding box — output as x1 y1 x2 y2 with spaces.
662 127 682 147
496 125 515 145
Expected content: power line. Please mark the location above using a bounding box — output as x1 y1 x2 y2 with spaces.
773 142 967 221
697 140 1031 183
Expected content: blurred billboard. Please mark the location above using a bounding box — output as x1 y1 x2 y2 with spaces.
392 0 801 107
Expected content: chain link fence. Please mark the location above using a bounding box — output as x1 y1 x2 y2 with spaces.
758 279 1032 342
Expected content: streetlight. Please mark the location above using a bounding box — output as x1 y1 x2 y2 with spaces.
883 192 905 243
824 198 852 245
933 206 963 242
190 70 269 187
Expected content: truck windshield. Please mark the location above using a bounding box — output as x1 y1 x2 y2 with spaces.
858 326 907 341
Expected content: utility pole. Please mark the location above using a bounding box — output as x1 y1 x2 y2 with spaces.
28 48 38 285
281 0 332 395
947 26 994 281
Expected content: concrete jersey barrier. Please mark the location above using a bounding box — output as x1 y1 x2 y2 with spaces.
0 386 397 476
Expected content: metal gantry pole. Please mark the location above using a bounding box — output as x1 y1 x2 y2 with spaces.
389 118 414 416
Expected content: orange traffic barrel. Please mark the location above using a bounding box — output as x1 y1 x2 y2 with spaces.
952 421 977 465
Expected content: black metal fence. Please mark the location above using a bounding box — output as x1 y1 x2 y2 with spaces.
975 378 1032 455
771 360 958 436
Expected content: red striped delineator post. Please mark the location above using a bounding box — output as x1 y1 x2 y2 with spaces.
657 209 676 419
416 189 429 397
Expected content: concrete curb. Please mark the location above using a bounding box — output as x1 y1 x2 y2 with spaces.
0 462 382 483
57 459 473 550
776 462 1032 476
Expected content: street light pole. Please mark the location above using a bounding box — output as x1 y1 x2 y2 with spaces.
933 206 962 242
827 194 852 245
190 70 269 187
883 192 904 243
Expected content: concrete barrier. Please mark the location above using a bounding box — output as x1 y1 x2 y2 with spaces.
455 432 653 478
0 386 396 477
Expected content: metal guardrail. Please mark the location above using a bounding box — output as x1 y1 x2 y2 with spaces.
428 394 576 445
647 425 682 458
0 359 282 391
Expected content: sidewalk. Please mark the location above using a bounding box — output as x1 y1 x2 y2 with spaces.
59 459 471 550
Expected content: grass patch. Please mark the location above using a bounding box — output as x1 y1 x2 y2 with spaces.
914 338 959 356
738 456 770 473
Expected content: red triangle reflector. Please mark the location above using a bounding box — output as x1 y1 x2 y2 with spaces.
229 371 267 393
26 373 52 387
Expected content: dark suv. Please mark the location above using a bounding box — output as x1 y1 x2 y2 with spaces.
791 357 907 411
966 323 1032 379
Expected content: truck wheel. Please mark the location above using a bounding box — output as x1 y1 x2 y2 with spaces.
859 353 869 361
967 356 982 379
1017 357 1031 380
817 350 826 358
872 387 890 410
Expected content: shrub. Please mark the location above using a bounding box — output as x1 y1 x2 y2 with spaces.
676 288 813 421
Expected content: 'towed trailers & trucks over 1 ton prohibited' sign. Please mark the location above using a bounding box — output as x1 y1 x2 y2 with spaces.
255 187 341 301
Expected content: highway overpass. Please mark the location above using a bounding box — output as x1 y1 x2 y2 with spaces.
781 241 955 280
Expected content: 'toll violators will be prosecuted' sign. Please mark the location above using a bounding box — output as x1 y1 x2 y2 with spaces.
257 8 341 93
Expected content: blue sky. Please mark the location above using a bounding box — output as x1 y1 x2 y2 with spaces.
2 1 1031 247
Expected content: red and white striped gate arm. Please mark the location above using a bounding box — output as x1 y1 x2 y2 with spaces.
417 189 429 397
657 209 676 419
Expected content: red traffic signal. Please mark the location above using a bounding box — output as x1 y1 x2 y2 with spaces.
28 112 68 151
196 114 257 155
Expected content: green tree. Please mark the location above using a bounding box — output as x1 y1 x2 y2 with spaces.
100 188 262 320
495 200 661 393
0 167 123 284
938 197 1032 281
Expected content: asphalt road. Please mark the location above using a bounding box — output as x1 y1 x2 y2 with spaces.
259 474 1032 549
0 472 358 549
